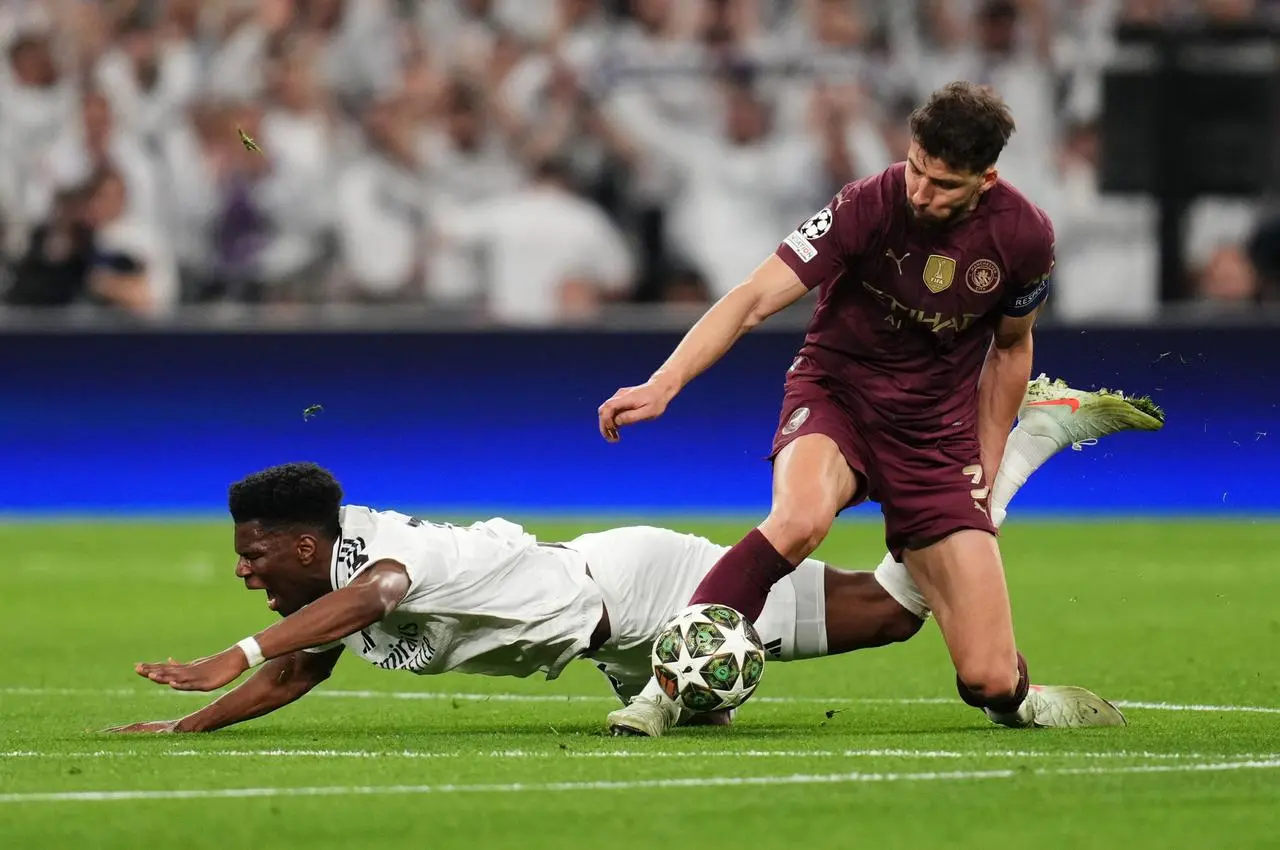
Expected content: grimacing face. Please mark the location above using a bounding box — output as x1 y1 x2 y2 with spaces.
904 140 997 227
233 520 328 616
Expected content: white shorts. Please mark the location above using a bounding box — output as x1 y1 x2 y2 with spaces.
564 526 828 703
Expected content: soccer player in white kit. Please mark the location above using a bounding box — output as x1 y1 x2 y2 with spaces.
109 377 1163 735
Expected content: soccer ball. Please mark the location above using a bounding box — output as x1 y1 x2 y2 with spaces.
651 604 766 713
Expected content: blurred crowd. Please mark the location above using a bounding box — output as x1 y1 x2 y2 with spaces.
0 0 1277 325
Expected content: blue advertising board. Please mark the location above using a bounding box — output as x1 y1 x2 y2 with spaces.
0 326 1273 517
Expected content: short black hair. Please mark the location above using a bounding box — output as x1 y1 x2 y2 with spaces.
228 462 343 538
908 81 1016 174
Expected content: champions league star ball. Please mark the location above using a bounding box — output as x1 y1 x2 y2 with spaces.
651 604 767 713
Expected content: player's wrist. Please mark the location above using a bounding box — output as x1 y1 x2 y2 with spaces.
648 371 683 400
174 714 206 733
235 636 264 669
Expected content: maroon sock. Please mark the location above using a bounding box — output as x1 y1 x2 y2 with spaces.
688 529 796 622
957 652 1029 714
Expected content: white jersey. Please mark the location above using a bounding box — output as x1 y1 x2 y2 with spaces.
305 511 922 701
316 505 603 681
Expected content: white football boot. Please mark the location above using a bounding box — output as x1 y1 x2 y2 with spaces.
1019 374 1165 448
986 685 1128 728
607 679 681 737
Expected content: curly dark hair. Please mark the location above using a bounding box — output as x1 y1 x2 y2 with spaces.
908 82 1016 174
228 462 342 538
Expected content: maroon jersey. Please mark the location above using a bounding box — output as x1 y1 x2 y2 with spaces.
776 162 1053 438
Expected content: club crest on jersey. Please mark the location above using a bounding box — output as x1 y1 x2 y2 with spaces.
799 208 833 240
782 406 810 435
923 254 956 294
966 259 1002 294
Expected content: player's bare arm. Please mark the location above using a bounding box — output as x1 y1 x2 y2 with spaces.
598 255 808 441
105 645 343 734
977 308 1040 487
134 561 411 692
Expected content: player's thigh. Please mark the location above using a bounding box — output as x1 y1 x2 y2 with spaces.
771 434 860 513
872 430 1014 683
762 434 861 560
764 385 867 554
768 378 868 516
874 430 997 576
901 529 1017 687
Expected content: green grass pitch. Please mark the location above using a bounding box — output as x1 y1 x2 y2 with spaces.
2 518 1278 849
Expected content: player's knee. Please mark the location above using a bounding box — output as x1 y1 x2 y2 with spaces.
764 506 832 560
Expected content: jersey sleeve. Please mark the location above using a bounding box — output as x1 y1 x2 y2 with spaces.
336 517 453 611
1002 209 1055 317
365 521 453 609
775 176 882 290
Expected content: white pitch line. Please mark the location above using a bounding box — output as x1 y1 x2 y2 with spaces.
3 760 1279 804
1112 701 1280 715
5 748 1269 762
305 690 956 706
0 750 459 760
5 686 1280 714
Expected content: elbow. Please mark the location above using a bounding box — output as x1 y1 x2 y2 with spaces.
359 577 406 620
739 288 771 332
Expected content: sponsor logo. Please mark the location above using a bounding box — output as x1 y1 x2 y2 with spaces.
862 281 983 334
885 249 910 275
783 231 817 263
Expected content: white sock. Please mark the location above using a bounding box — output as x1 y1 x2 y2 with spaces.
637 676 671 704
985 698 1036 728
990 422 1064 528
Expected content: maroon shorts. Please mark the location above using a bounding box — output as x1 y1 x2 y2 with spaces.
768 374 997 562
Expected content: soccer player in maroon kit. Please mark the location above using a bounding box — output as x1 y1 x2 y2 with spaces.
598 82 1129 736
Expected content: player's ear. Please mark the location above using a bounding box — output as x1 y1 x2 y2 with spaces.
296 533 318 565
979 167 999 193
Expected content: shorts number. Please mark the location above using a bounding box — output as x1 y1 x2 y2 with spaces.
962 464 990 502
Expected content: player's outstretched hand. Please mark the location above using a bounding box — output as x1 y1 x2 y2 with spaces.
135 647 249 692
103 720 182 734
598 379 676 442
